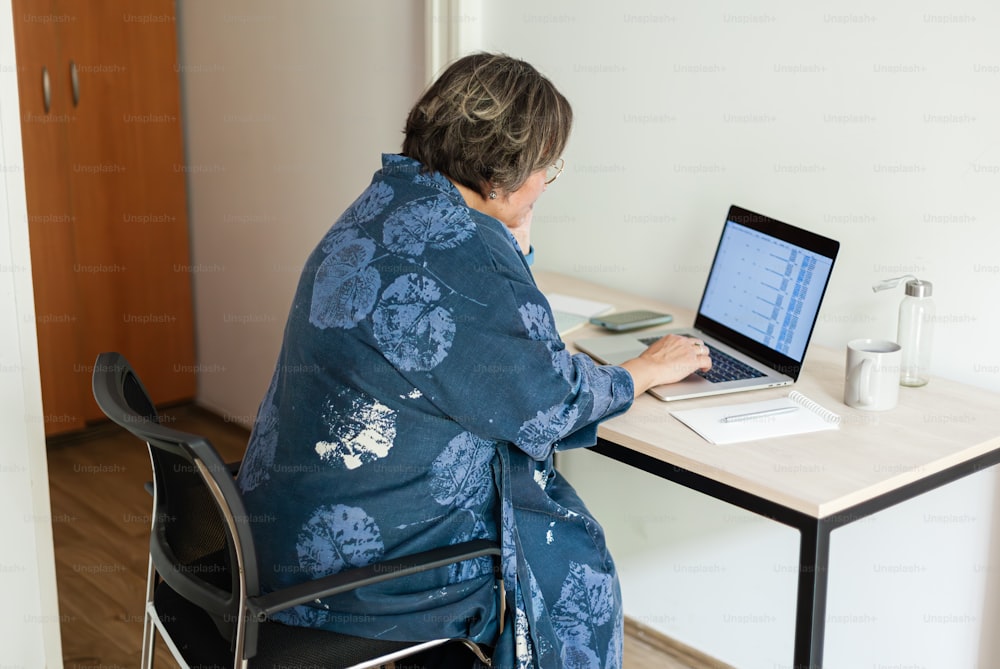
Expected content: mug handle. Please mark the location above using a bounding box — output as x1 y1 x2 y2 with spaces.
857 358 873 406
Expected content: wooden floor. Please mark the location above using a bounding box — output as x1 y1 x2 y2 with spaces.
47 404 246 668
47 404 726 668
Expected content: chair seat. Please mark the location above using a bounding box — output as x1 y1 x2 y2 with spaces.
153 581 480 668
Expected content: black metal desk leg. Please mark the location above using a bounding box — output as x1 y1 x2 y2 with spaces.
793 519 831 669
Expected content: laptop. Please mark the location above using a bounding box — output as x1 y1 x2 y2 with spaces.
574 205 839 401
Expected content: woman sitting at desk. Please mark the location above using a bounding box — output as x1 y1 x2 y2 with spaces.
236 52 711 668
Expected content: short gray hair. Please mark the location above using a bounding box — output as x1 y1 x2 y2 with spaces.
402 53 572 197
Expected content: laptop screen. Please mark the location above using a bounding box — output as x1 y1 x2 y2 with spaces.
698 210 837 364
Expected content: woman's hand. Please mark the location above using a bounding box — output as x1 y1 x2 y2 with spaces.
506 213 532 255
618 334 712 399
448 171 544 256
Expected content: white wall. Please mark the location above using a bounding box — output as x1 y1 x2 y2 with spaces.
176 0 426 425
0 1 65 664
479 1 1000 395
472 2 1000 667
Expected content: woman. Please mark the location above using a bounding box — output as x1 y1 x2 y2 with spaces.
237 53 711 668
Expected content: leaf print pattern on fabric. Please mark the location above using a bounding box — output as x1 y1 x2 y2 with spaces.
518 302 556 342
604 612 624 669
520 302 573 380
583 364 613 423
517 404 581 458
296 504 384 578
429 432 496 509
318 219 359 255
550 562 616 669
318 181 393 254
525 563 554 661
448 547 494 585
373 273 455 371
382 196 475 256
414 169 459 195
500 498 518 585
315 392 397 470
562 642 601 669
309 237 380 330
348 180 394 224
272 605 328 627
383 153 409 165
514 604 532 669
533 463 552 491
238 371 279 492
549 344 574 383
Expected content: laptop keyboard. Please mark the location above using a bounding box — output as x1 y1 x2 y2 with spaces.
638 337 766 384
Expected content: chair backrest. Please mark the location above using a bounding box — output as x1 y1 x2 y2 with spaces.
92 352 262 654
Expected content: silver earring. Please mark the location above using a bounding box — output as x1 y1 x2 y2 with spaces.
489 190 497 200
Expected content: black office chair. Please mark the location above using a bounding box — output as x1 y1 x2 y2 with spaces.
91 352 503 669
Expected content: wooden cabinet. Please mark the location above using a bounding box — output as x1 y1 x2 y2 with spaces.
13 0 195 435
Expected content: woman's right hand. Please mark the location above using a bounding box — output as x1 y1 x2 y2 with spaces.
618 334 712 399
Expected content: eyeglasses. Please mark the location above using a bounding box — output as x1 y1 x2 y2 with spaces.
544 158 565 185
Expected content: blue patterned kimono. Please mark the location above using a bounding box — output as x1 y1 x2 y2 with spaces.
237 154 634 668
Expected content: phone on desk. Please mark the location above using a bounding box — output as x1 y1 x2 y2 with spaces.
589 310 673 332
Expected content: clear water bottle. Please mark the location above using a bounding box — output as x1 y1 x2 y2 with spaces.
896 279 934 387
873 275 935 387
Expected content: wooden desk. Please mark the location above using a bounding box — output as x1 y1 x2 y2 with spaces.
536 270 1000 669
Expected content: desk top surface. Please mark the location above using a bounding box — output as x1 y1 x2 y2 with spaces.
537 270 1000 518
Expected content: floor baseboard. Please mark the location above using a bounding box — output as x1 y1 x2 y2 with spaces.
624 616 736 669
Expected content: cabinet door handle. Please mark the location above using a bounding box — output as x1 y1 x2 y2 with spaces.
70 60 80 107
42 65 51 113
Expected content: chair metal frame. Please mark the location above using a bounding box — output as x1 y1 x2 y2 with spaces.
92 351 503 669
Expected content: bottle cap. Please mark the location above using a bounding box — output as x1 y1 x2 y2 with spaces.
905 279 932 298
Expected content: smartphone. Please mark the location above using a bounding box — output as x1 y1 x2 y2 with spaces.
589 310 673 332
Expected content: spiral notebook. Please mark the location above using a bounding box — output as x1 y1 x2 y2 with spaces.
670 391 841 445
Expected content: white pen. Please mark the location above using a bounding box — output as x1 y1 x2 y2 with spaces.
720 406 799 423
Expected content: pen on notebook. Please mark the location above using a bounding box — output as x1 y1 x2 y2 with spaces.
720 407 799 423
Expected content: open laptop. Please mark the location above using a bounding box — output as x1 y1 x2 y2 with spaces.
574 205 839 401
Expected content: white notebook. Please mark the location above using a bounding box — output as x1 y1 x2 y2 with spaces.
670 391 841 445
545 293 612 336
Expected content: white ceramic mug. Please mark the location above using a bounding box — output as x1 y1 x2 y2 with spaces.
844 339 902 411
